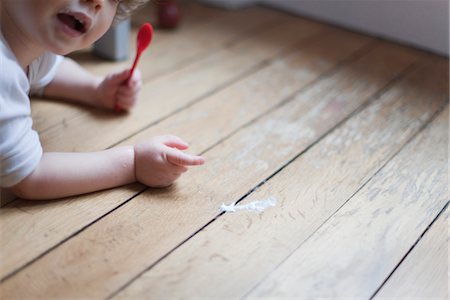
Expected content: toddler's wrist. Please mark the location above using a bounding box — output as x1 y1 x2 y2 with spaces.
116 145 137 184
132 145 138 183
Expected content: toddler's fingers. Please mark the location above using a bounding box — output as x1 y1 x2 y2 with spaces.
116 101 135 111
117 90 137 103
125 77 141 91
175 166 188 174
116 88 139 108
158 135 189 150
115 99 134 111
166 148 205 167
128 69 142 85
117 85 139 98
131 80 142 91
109 69 130 85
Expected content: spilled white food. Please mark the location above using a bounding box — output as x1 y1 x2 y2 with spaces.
220 196 277 213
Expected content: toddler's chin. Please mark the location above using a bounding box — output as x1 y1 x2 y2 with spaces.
47 44 77 56
47 36 92 55
51 49 71 56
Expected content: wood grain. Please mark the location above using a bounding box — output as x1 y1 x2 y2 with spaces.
0 23 372 282
2 4 447 298
0 23 370 282
0 41 422 298
118 28 375 154
246 98 448 298
374 206 449 299
113 61 448 299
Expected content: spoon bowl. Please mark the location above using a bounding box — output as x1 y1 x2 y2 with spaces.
131 22 153 78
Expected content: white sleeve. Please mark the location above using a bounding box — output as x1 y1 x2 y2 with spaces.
29 52 63 97
0 56 43 188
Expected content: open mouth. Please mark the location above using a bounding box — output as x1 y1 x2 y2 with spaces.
57 13 88 34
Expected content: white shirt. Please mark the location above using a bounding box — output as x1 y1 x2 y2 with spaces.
0 30 62 190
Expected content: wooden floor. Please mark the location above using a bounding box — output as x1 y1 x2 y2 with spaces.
1 2 448 299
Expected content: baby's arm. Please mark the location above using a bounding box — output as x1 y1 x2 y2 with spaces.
9 135 204 200
10 146 135 199
42 57 140 111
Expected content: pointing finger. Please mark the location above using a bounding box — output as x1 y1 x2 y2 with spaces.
166 148 205 167
157 135 189 150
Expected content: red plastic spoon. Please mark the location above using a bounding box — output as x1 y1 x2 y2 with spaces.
115 23 153 112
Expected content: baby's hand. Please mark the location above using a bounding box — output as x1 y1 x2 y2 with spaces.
134 135 205 187
96 68 142 111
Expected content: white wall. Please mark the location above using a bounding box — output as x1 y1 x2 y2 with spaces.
199 0 449 56
263 0 449 56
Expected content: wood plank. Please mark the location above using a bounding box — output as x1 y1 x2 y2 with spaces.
77 5 284 81
118 28 376 154
30 4 282 134
112 61 448 299
374 207 448 299
0 25 373 281
245 100 448 298
0 43 423 298
37 16 325 152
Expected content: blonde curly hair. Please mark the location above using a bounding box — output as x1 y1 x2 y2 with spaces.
114 0 151 23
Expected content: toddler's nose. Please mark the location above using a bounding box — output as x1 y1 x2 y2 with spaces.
83 0 104 11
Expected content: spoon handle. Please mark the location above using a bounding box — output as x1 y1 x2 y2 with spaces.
114 23 152 113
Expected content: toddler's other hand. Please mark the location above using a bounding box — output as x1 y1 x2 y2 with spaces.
134 135 205 187
96 68 142 111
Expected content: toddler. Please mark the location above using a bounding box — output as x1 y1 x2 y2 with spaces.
0 0 205 200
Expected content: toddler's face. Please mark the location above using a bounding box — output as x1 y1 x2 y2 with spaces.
3 0 120 55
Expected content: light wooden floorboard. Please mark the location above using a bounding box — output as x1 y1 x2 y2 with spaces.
374 206 448 300
0 30 406 284
113 62 448 299
0 1 448 298
245 104 448 299
0 27 372 296
0 13 340 281
0 44 431 300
